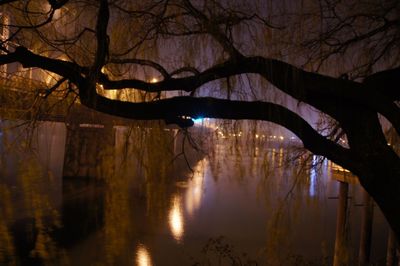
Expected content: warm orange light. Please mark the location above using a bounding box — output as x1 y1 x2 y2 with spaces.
136 244 153 266
185 159 206 216
168 195 184 243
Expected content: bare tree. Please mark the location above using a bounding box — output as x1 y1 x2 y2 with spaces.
0 0 400 240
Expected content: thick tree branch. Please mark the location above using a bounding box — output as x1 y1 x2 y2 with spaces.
7 46 400 134
99 58 244 91
100 56 400 134
109 58 170 78
81 93 356 170
0 0 17 5
11 46 86 87
251 57 400 135
0 52 17 65
92 0 109 75
48 0 69 10
82 0 110 102
170 66 200 77
364 67 400 101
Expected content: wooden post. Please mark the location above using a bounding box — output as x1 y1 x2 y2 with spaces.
358 189 374 266
398 247 400 266
386 229 398 266
334 181 349 266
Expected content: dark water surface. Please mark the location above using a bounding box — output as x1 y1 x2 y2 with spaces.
0 122 390 265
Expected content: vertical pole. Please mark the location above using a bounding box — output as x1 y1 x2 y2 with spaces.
173 129 178 155
98 124 115 179
358 189 374 266
334 181 349 266
63 122 80 177
386 229 398 266
398 247 400 266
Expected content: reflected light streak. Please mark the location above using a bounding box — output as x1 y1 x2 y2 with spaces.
309 155 317 197
185 160 206 217
136 244 153 266
45 75 54 86
169 159 207 243
271 148 276 166
278 148 284 166
169 195 184 243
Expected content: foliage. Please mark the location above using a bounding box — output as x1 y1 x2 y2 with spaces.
0 0 400 241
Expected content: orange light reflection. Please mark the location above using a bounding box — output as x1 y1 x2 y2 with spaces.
136 244 153 266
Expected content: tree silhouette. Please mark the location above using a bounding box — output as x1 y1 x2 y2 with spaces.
0 0 399 239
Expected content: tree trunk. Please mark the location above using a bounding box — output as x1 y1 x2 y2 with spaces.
359 165 400 242
341 111 400 242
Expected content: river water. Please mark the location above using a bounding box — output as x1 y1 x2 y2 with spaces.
0 121 390 265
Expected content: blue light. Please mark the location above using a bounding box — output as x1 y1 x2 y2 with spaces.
192 117 204 123
309 155 317 197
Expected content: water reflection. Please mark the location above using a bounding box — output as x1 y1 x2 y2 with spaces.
271 148 276 167
184 160 205 217
0 122 67 265
278 147 284 166
136 244 153 266
169 195 184 243
0 122 391 265
309 155 317 197
168 159 207 243
0 184 15 264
